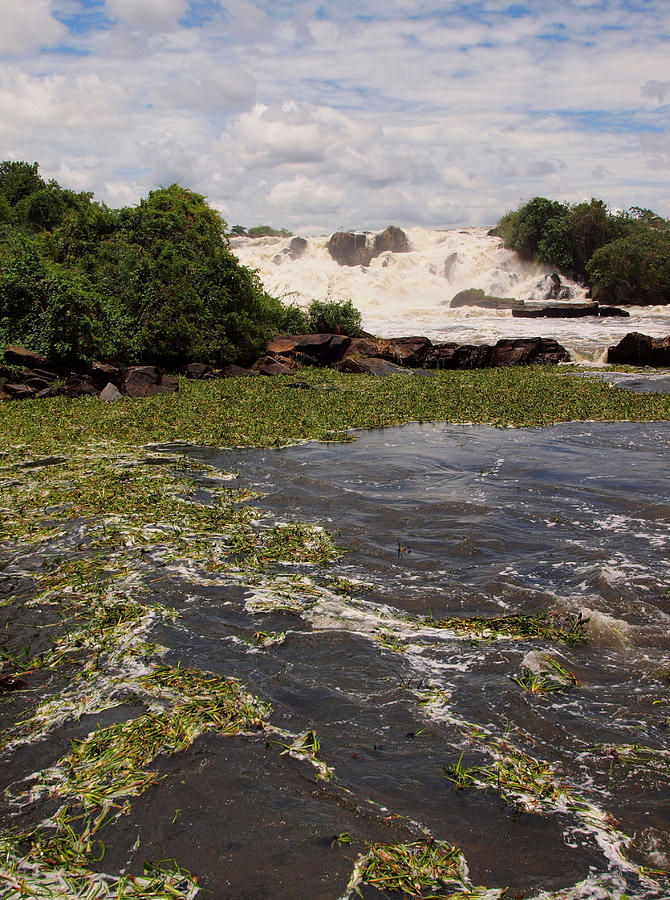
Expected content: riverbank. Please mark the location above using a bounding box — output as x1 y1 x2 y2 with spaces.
2 366 669 454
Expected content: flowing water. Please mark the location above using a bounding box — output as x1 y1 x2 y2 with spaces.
4 421 668 899
232 228 670 363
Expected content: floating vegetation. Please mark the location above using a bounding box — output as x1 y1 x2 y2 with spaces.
421 612 589 645
340 839 503 899
251 630 287 648
591 742 670 775
271 728 334 781
512 656 578 694
375 630 406 654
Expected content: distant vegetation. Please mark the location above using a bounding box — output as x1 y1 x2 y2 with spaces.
493 197 670 305
0 161 303 368
229 224 292 238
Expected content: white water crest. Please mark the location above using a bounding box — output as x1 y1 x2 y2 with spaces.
232 227 670 363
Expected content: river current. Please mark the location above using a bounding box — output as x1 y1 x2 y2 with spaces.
2 421 669 899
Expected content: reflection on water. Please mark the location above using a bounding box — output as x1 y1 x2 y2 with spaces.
1 422 669 899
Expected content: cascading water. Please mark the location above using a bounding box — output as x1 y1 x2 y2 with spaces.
232 228 670 363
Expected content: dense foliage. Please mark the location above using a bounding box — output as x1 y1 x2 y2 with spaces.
0 161 302 367
229 224 292 238
494 196 670 303
307 298 364 336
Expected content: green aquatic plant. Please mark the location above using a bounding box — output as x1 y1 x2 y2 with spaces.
512 656 578 694
422 611 588 645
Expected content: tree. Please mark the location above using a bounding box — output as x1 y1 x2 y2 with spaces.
587 229 670 305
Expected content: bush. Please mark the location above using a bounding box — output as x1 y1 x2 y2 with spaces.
494 197 569 261
587 230 670 305
307 298 363 336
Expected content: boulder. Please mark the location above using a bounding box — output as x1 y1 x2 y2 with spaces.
266 334 351 365
65 374 98 397
221 364 260 377
373 226 409 255
4 383 35 399
327 226 410 267
123 366 178 398
327 231 371 267
386 336 433 367
424 343 493 370
185 362 214 379
607 332 670 367
513 303 599 319
99 382 122 402
443 252 458 279
24 376 52 392
490 338 570 367
4 345 48 368
598 306 630 318
530 273 573 302
340 357 408 376
341 336 389 361
251 356 295 375
90 361 123 389
289 237 308 260
450 289 523 310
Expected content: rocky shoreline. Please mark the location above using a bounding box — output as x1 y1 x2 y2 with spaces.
2 331 669 401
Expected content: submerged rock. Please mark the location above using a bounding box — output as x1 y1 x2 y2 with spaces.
450 288 523 310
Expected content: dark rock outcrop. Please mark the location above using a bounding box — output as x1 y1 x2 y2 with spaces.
4 345 48 369
289 237 308 259
373 226 410 256
185 362 214 379
267 334 351 365
530 273 573 302
340 357 408 376
513 302 629 318
327 226 409 267
90 361 123 388
450 289 523 310
251 356 295 375
123 366 179 397
327 231 371 267
490 338 570 367
4 383 35 399
65 375 98 397
607 332 670 367
221 364 259 377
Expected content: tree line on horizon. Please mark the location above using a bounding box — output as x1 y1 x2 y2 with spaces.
493 196 670 306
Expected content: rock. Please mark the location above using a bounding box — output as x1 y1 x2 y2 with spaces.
450 289 523 310
65 374 98 397
35 386 61 399
386 336 433 367
424 343 493 369
4 345 48 368
159 375 179 393
341 336 389 360
4 383 36 399
221 364 260 377
513 303 599 319
251 356 295 375
327 226 409 267
23 376 52 392
340 357 408 376
32 368 58 381
598 306 630 318
99 382 122 402
123 366 161 397
373 226 410 255
491 338 570 366
289 237 308 260
607 332 670 367
90 361 123 389
327 231 371 267
443 252 458 279
530 273 573 302
185 362 214 379
266 334 351 365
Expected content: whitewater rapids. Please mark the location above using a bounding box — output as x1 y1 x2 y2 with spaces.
231 227 670 363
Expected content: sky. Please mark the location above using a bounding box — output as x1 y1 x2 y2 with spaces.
1 0 669 231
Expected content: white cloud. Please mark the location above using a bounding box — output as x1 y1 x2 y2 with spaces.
3 0 670 228
104 0 189 29
0 0 68 55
